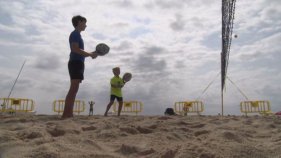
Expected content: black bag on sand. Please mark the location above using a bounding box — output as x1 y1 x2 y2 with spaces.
164 108 176 115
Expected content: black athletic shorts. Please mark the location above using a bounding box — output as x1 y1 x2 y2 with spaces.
68 60 84 80
110 95 123 102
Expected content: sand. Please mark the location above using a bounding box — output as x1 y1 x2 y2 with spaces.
0 114 281 158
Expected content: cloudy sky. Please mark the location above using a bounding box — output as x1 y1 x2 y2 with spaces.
0 0 280 115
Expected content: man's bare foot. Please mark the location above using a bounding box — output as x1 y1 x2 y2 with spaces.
61 114 73 119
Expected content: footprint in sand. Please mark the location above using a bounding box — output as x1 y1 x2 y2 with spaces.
82 139 103 150
222 131 242 143
138 148 155 156
190 124 205 128
17 131 43 140
46 126 66 137
147 124 158 129
199 153 216 158
119 127 139 135
161 148 178 158
136 126 153 134
116 144 139 155
176 121 192 126
81 126 97 131
97 130 117 139
194 130 210 137
243 120 253 125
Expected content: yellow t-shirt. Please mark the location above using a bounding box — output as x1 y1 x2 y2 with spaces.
110 76 124 97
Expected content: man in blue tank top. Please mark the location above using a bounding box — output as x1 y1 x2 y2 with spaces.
62 15 98 119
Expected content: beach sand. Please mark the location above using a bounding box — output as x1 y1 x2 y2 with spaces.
0 114 280 158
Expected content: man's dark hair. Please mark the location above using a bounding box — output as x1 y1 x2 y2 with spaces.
72 15 87 28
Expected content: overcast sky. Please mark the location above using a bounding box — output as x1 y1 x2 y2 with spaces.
0 0 280 115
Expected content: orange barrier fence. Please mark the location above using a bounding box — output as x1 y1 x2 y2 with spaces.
0 98 35 113
174 101 204 115
112 101 143 115
240 100 272 116
53 99 85 115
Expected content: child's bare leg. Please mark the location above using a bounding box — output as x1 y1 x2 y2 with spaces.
117 101 123 116
104 101 114 116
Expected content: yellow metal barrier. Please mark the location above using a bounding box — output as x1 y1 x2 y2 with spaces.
240 100 272 116
53 100 85 115
174 101 204 115
0 98 35 113
112 101 143 115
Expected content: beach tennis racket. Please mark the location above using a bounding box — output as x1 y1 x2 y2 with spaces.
96 43 110 56
122 72 132 83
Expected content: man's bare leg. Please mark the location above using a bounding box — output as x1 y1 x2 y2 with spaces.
62 79 80 118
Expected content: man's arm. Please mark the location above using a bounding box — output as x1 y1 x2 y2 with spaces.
71 42 98 58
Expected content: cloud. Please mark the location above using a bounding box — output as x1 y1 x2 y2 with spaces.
114 41 133 51
129 27 151 38
234 33 281 68
154 0 185 9
201 31 220 50
131 46 167 75
111 0 134 8
133 55 167 73
170 14 185 31
33 54 62 70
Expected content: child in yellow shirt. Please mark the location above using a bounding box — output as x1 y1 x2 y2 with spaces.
104 67 125 116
